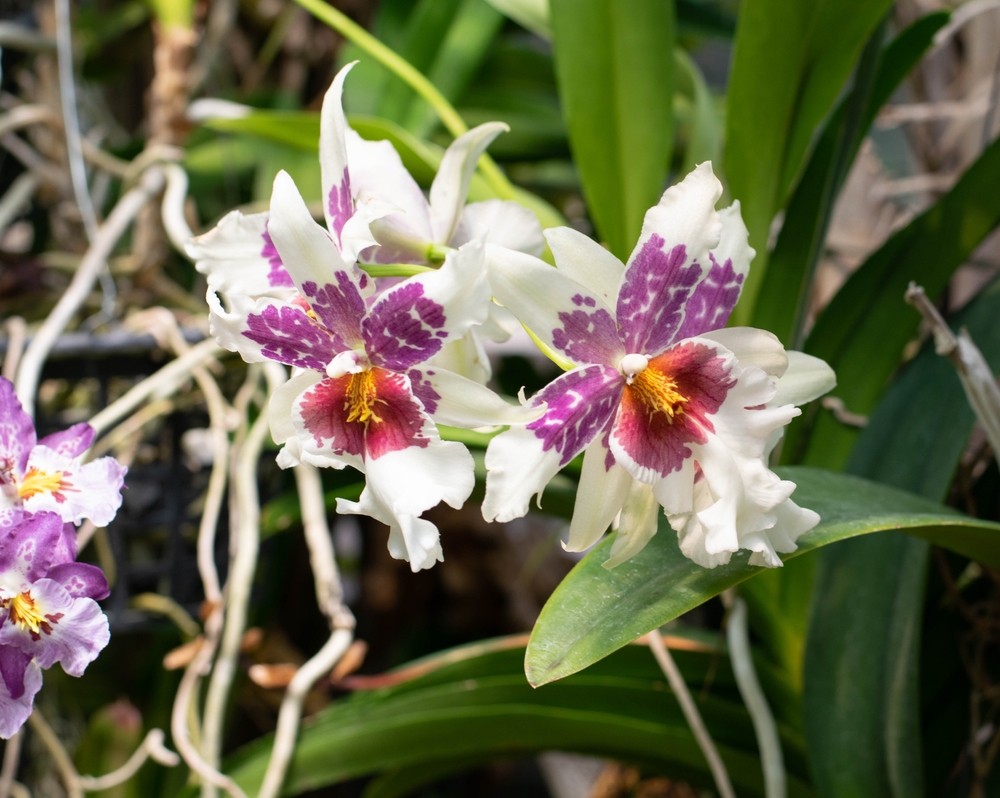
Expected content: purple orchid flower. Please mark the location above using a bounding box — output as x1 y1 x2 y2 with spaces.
0 377 127 530
483 163 836 569
0 511 110 738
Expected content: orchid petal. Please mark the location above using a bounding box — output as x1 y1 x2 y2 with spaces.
37 423 94 459
604 480 661 568
364 238 490 371
0 377 35 477
675 201 755 340
337 438 474 571
545 226 625 307
407 366 543 427
428 329 493 385
483 365 623 522
208 290 343 371
771 351 837 407
0 579 109 676
186 210 293 297
319 62 357 248
698 327 788 378
44 562 109 600
453 200 544 257
746 499 819 567
565 436 631 552
429 123 508 244
0 650 40 739
269 369 322 469
0 512 64 589
616 162 723 357
269 171 372 339
21 447 126 527
486 245 624 367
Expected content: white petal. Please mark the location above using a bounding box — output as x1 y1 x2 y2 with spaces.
453 199 545 257
486 244 623 367
482 425 563 523
337 439 474 571
409 366 543 427
652 455 696 516
545 226 625 307
186 210 293 298
698 327 788 378
269 369 322 464
429 122 508 244
428 329 493 385
21 447 125 527
603 480 661 568
771 351 836 407
565 437 632 552
319 62 356 242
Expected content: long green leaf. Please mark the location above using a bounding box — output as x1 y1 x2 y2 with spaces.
206 638 814 797
752 12 949 346
524 467 1000 687
549 0 674 260
724 0 893 324
802 279 1000 798
794 135 1000 472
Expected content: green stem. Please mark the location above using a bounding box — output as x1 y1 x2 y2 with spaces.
359 263 434 278
292 0 515 199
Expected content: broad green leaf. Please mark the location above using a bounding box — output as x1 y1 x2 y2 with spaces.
802 279 1000 798
795 135 1000 471
482 0 550 38
550 0 674 260
202 638 815 797
405 0 506 139
752 12 949 346
724 0 893 324
675 49 722 179
524 467 1000 687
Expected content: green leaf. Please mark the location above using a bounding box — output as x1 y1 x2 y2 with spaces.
482 0 550 38
405 0 506 139
752 12 949 346
724 0 893 324
674 49 723 179
550 0 674 260
203 637 815 797
524 467 1000 687
801 279 1000 798
795 134 1000 472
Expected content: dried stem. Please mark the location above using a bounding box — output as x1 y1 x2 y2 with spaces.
0 174 38 240
1 318 26 383
201 363 284 797
27 711 82 798
645 631 736 798
0 730 22 798
724 594 785 798
15 166 165 413
78 729 180 792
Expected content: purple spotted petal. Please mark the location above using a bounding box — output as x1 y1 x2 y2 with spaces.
261 225 293 288
674 254 745 340
551 294 622 366
0 578 109 677
616 237 703 356
37 423 94 459
0 377 35 477
328 166 353 247
243 303 343 370
299 272 366 349
362 282 447 371
0 647 31 700
408 369 441 415
45 563 109 601
0 512 65 587
527 365 624 466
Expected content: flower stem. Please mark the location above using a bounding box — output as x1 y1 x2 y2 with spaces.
291 0 515 200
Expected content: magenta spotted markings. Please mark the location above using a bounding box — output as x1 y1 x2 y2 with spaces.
675 254 745 341
300 274 366 347
362 282 448 371
261 226 293 288
243 305 340 370
328 167 353 245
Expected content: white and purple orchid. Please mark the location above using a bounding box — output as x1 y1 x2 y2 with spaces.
209 170 539 571
0 511 110 737
482 163 835 569
187 62 543 384
0 377 127 530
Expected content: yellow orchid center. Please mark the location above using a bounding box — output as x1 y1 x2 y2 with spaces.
6 592 59 639
18 468 68 501
627 362 689 423
345 370 383 424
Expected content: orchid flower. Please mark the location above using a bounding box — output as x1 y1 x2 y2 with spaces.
0 377 127 531
209 170 540 571
482 163 836 569
187 62 543 384
0 511 110 737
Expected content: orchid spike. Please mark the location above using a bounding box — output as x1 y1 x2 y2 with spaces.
483 163 836 569
208 170 539 571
